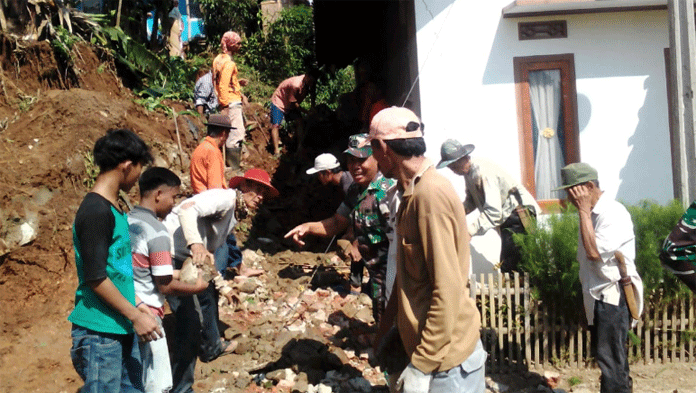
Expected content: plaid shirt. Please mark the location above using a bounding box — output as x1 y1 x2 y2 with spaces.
194 72 218 114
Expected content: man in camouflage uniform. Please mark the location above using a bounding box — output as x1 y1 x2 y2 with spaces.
661 201 696 292
286 133 395 322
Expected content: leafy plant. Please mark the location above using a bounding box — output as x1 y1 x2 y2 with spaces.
514 206 583 324
51 26 80 65
313 65 356 110
241 5 315 85
198 0 259 45
568 376 582 387
82 151 99 189
627 199 689 306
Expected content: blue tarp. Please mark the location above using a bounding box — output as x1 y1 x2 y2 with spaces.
146 14 205 43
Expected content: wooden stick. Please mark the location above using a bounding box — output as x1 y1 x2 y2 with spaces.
172 108 184 167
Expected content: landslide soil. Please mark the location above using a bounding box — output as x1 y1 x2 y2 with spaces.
1 37 696 393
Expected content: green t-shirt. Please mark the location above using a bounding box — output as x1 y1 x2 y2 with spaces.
68 193 135 334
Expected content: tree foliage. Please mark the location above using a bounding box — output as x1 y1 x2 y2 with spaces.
241 5 315 85
198 0 259 47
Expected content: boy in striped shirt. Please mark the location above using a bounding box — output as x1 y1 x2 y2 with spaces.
128 167 208 393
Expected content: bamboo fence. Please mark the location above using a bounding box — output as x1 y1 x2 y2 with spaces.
472 272 696 372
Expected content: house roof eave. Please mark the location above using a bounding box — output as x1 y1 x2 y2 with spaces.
502 0 680 18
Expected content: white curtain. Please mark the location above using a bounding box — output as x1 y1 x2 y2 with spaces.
529 70 564 200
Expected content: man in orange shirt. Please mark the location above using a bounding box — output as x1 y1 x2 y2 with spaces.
212 31 247 170
190 114 231 194
190 114 260 278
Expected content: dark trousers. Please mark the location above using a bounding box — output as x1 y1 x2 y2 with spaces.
591 292 633 393
168 283 223 393
350 258 387 323
500 209 527 273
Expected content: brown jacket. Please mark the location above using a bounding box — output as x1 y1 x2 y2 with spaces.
396 160 481 373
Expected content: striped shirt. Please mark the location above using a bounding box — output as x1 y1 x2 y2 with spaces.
128 206 174 317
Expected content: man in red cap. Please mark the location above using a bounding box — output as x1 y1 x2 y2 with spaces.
163 169 278 393
212 31 247 169
369 107 485 393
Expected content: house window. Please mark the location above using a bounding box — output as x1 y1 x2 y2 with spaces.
514 54 580 207
518 21 567 41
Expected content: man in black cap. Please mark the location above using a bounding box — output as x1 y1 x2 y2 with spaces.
556 162 643 393
437 139 539 272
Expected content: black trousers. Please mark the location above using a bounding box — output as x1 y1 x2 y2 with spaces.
499 209 527 273
591 292 633 393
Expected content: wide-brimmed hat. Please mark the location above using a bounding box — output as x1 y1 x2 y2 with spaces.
229 168 279 198
205 114 236 129
344 133 372 158
436 139 475 169
553 162 598 191
306 153 340 175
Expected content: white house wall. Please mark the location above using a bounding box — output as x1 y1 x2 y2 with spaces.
412 0 672 272
414 0 672 205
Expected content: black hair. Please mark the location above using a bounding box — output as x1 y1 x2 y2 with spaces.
207 125 229 137
384 137 426 157
93 129 153 172
139 167 181 197
329 166 342 174
306 68 321 81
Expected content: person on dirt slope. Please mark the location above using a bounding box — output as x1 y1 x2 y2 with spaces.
305 152 353 196
438 139 540 273
190 114 261 279
556 163 643 393
212 30 248 170
128 167 209 393
285 133 395 324
368 107 486 393
269 70 319 155
193 68 218 117
68 129 161 392
162 168 279 393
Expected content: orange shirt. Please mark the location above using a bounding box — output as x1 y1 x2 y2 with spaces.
190 136 227 194
212 54 242 107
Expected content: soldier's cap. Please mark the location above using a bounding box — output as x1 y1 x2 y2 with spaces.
344 133 372 158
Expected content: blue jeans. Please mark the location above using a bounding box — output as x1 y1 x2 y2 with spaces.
70 324 144 393
430 340 487 393
214 233 242 277
167 284 224 393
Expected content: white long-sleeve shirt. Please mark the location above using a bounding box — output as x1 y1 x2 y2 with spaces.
162 188 237 263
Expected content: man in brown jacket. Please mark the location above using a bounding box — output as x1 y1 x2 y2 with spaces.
367 107 486 393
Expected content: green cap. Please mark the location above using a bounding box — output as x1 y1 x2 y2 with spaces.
344 133 372 158
436 139 475 169
554 162 598 191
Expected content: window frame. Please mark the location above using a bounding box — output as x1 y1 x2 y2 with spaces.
513 53 581 211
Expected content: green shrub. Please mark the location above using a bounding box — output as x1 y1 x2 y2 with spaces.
514 205 583 324
312 65 356 111
515 199 691 323
241 5 315 85
198 0 259 46
626 199 689 306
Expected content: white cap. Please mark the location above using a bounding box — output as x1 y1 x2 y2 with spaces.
306 153 340 175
